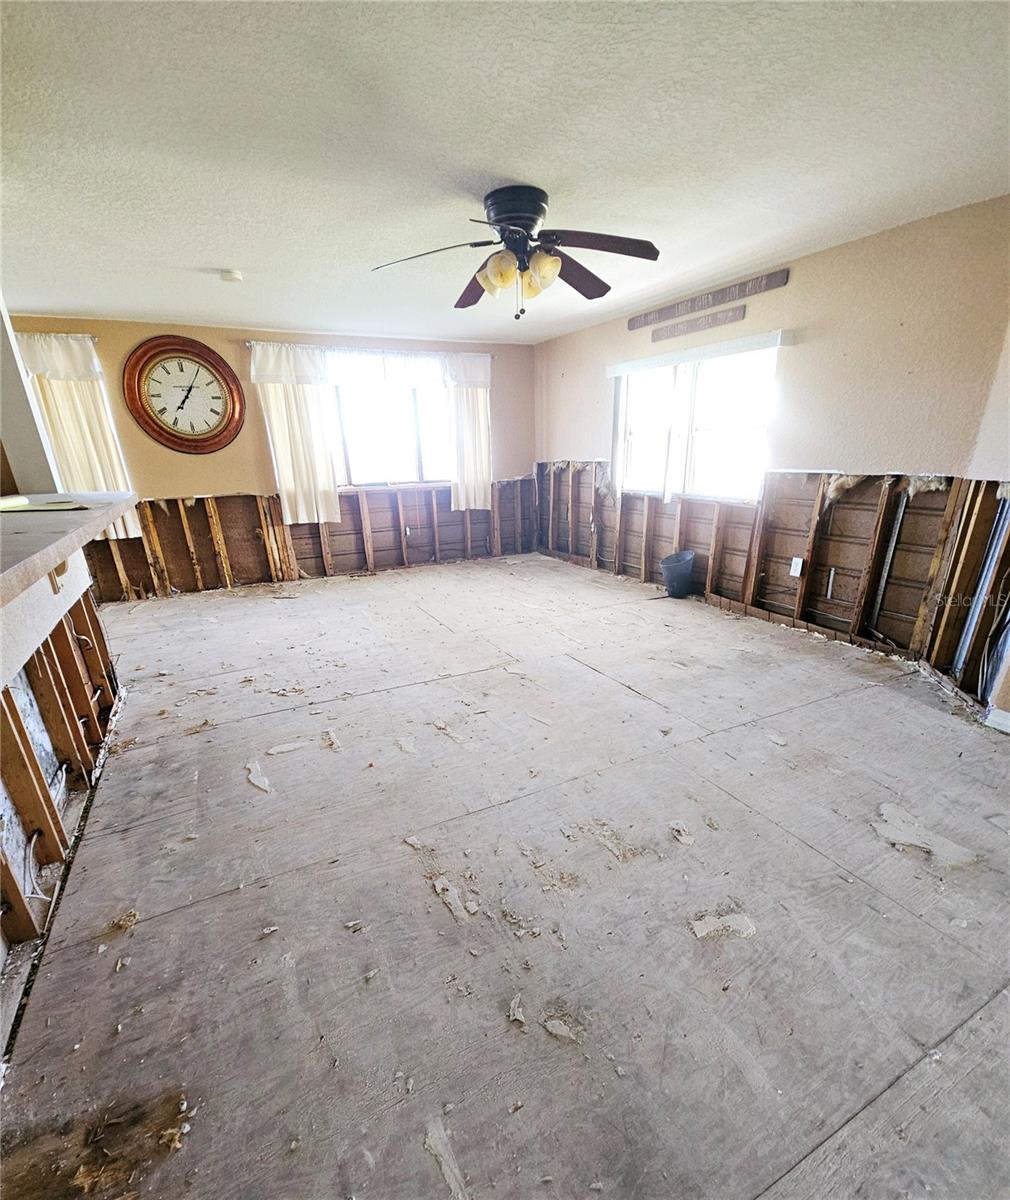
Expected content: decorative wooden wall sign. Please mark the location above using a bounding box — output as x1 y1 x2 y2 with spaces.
628 268 789 332
651 304 746 343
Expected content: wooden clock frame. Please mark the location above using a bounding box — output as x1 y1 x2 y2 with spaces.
123 335 246 455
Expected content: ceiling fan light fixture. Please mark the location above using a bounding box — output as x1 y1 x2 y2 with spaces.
476 267 500 298
530 249 561 290
485 249 518 290
520 269 542 299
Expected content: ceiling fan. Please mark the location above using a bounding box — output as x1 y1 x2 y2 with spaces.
373 185 660 320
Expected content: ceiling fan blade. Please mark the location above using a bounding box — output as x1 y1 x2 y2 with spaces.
554 250 611 300
539 229 660 261
454 255 495 308
373 240 496 271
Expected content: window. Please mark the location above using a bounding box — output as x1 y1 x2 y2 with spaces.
615 342 777 501
328 351 453 486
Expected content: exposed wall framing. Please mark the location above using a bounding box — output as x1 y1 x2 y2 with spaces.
83 480 536 602
1 591 118 948
535 461 1009 707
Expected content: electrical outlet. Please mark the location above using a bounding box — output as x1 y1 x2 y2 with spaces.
789 556 804 578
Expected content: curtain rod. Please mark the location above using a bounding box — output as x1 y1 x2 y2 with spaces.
245 339 493 360
17 331 97 342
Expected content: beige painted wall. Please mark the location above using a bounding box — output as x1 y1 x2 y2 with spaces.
9 317 535 499
535 197 1010 479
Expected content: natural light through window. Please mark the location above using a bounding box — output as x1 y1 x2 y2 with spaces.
616 343 777 501
327 351 453 486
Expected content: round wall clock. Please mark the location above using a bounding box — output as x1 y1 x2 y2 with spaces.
123 335 245 454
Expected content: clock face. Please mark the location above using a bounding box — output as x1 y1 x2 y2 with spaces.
123 336 245 454
141 355 231 439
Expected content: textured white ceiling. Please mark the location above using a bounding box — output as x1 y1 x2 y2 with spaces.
2 2 1006 345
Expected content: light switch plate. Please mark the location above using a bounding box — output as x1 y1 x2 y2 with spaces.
789 556 804 578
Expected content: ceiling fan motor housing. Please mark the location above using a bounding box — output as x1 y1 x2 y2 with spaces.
483 185 549 236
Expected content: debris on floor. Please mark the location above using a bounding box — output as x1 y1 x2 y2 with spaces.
871 803 980 870
107 909 140 934
323 729 342 751
245 761 272 793
508 993 526 1026
423 1117 469 1200
577 819 642 862
669 822 695 845
690 899 756 940
542 1016 578 1043
266 740 313 755
433 876 469 920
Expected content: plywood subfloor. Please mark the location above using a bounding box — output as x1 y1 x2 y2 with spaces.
3 555 1008 1199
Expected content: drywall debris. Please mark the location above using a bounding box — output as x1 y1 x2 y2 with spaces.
542 1017 578 1043
395 736 417 754
345 919 364 932
509 1100 524 1113
766 732 788 747
184 718 215 736
364 968 379 982
871 803 980 870
690 897 755 940
508 993 526 1026
266 740 313 756
825 474 866 505
404 836 424 850
245 761 272 793
691 912 756 939
704 816 720 831
464 899 480 915
323 729 342 751
259 926 279 939
433 876 469 921
423 1118 469 1200
669 822 694 846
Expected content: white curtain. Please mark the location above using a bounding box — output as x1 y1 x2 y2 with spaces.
16 332 140 538
250 341 346 524
441 352 492 511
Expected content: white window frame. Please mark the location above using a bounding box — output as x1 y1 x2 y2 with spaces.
610 330 786 502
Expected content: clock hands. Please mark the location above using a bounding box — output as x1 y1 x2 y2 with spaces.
175 366 201 411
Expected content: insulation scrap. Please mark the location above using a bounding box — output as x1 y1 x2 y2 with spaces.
245 761 272 793
900 474 950 498
825 474 866 505
266 741 313 756
433 876 469 921
871 803 980 870
669 822 695 846
508 993 526 1026
423 1117 469 1200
